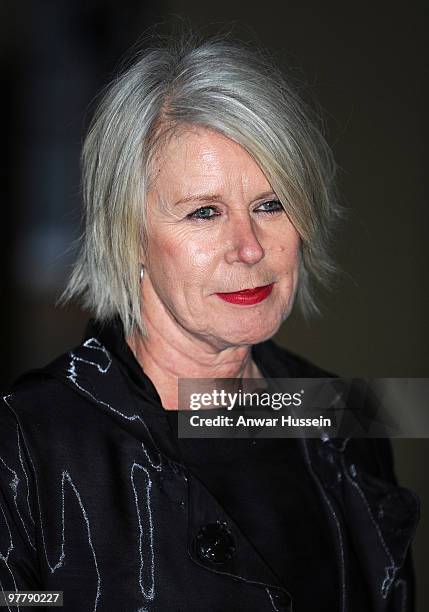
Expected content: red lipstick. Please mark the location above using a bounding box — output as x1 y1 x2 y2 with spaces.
216 283 274 305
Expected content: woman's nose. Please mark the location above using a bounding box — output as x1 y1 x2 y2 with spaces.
223 214 265 265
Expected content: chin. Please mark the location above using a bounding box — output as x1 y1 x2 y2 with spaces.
220 320 280 347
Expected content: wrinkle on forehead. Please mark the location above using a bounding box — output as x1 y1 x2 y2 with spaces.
147 126 274 213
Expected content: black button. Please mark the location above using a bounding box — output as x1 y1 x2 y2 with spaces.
195 521 236 564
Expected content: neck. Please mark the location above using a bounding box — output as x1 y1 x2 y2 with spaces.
126 304 263 410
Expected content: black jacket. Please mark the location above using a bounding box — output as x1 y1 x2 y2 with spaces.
0 323 420 611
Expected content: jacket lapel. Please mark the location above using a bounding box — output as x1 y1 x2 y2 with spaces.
306 435 420 611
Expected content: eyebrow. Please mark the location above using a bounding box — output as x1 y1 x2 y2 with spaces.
173 191 277 206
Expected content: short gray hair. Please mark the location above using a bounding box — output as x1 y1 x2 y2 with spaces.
60 33 343 337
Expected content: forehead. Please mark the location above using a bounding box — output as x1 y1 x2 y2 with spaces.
149 127 272 197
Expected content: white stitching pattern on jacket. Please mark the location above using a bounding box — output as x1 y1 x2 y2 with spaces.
341 455 398 599
0 403 36 552
131 463 155 602
67 337 160 607
0 500 20 612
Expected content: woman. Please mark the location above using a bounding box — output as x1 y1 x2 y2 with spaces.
0 34 420 611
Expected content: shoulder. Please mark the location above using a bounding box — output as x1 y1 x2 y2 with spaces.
257 340 401 482
0 339 109 432
2 368 70 419
1 335 140 442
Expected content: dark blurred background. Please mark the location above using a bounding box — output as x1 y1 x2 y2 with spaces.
2 0 427 608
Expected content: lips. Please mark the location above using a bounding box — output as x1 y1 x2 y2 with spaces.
216 283 274 305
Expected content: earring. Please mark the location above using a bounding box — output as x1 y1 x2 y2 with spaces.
140 264 144 281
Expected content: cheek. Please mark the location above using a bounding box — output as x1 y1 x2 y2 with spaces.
149 234 218 289
290 238 301 267
275 231 301 268
187 245 217 271
166 234 219 274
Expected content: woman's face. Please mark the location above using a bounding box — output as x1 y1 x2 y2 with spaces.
142 127 301 349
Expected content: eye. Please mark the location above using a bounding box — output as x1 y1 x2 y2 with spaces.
186 205 219 221
255 199 284 215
